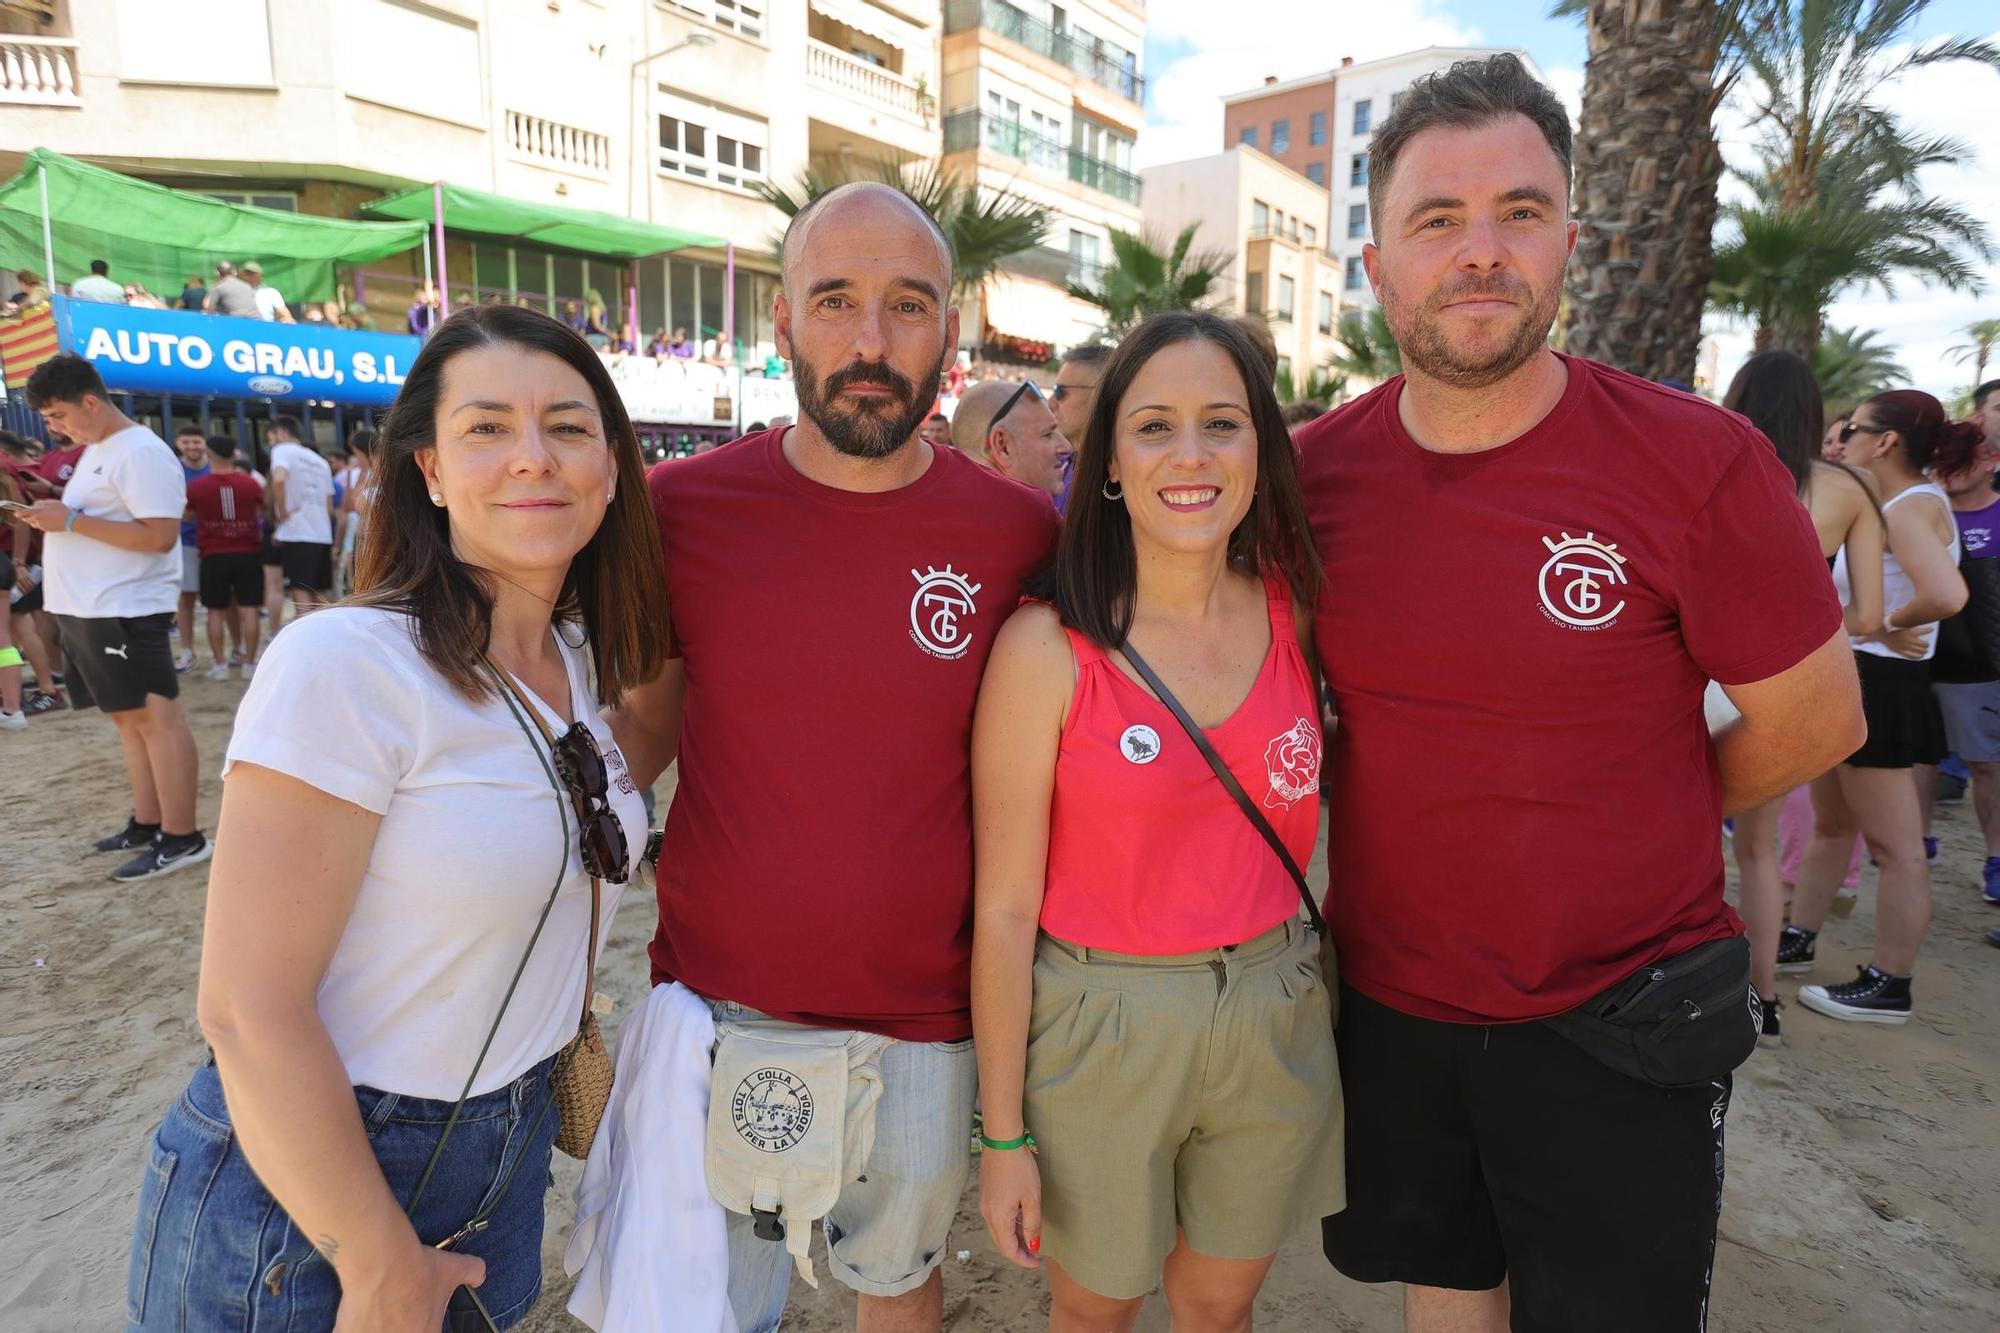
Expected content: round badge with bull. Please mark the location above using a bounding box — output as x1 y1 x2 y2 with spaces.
732 1065 815 1153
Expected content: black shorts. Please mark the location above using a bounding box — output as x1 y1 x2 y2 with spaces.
260 531 281 567
1322 985 1731 1332
10 583 41 615
199 552 264 610
277 541 333 594
1847 651 1946 768
52 612 179 713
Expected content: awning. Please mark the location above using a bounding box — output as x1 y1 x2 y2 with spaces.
0 148 429 303
809 0 915 52
361 182 725 262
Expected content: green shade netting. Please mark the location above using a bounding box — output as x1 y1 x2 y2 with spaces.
360 181 725 261
0 148 429 303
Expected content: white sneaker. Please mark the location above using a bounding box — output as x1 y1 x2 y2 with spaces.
173 650 195 672
239 660 256 681
202 664 231 682
0 709 25 731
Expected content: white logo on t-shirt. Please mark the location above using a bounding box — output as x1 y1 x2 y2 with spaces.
1538 531 1628 630
1119 724 1161 764
1262 716 1322 809
909 565 982 659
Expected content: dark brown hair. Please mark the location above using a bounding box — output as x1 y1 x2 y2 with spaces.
1863 389 1985 476
1367 53 1572 240
1050 310 1323 647
23 353 108 408
1724 351 1822 494
354 304 667 705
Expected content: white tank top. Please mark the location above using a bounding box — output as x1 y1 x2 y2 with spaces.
1834 480 1959 661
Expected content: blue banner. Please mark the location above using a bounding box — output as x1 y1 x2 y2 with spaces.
53 295 421 407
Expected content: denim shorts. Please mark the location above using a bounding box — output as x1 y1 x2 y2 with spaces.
126 1053 561 1332
710 1002 976 1333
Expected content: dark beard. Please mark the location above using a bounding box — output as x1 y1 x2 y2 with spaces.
793 344 946 460
1384 271 1560 390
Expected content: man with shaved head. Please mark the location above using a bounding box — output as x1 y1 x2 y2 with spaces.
949 378 1072 501
612 182 1058 1333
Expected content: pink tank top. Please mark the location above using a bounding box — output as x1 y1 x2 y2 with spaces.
1041 578 1324 953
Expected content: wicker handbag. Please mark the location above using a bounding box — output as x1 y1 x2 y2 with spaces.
552 870 614 1159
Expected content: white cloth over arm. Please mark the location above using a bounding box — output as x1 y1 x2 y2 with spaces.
565 981 736 1333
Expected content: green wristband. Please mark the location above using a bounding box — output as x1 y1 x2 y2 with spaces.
978 1130 1036 1151
64 509 79 531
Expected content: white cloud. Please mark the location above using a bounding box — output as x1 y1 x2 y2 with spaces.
1136 1 1484 169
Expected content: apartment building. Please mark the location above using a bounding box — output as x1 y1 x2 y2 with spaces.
0 0 947 362
938 0 1145 359
1222 46 1542 310
1141 146 1340 390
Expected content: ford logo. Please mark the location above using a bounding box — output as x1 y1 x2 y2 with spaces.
247 376 294 396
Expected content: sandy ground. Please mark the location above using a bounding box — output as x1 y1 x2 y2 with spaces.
4 668 1999 1332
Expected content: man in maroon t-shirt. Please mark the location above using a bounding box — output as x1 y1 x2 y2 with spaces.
183 435 264 680
1296 57 1863 1331
613 183 1057 1333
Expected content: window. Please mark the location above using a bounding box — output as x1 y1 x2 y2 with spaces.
1318 291 1334 334
1031 110 1066 171
713 0 764 39
1348 203 1367 238
1305 161 1325 187
1345 256 1365 290
1274 209 1285 234
1251 199 1270 234
1277 276 1296 322
1246 271 1265 314
1068 229 1103 289
659 114 709 178
1271 118 1290 155
658 93 770 192
200 190 299 212
1350 152 1368 187
1353 98 1373 135
715 135 764 188
1303 223 1317 248
1240 125 1257 148
1310 111 1327 146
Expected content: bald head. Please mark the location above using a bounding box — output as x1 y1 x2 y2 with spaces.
951 381 1017 457
781 182 954 298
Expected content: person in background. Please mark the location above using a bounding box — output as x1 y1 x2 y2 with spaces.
9 270 49 311
70 259 127 304
1786 390 1977 1026
18 355 207 882
0 432 65 716
583 291 611 349
667 326 695 358
178 273 208 312
124 284 169 310
171 424 213 673
1823 410 1852 461
184 436 265 681
268 416 338 619
338 426 377 593
951 379 1072 502
762 348 787 378
1283 400 1328 436
242 262 295 324
920 412 953 450
340 302 373 332
1719 350 1885 1045
645 327 671 359
206 261 260 318
1049 344 1111 448
407 281 441 339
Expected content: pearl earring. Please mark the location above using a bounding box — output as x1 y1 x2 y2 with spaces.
429 492 443 505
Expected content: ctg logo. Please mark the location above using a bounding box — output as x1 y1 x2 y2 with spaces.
909 565 982 659
1537 531 1628 630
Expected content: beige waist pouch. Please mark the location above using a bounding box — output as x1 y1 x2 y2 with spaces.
705 1020 887 1286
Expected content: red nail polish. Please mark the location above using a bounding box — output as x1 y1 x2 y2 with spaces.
1029 1236 1040 1254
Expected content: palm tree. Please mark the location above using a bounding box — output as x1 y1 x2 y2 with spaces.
1326 306 1402 385
1949 318 2000 392
1810 325 1908 415
1557 0 1727 383
1275 364 1349 406
1066 225 1231 338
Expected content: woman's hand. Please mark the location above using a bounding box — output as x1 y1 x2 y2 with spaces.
979 1145 1043 1270
1876 625 1933 659
331 1241 486 1333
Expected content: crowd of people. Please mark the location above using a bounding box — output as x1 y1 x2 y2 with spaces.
4 49 1993 1333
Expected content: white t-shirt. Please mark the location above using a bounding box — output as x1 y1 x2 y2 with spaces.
45 425 186 618
223 606 647 1098
269 440 334 544
253 284 288 321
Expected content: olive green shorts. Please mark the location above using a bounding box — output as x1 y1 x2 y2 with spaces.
1022 919 1346 1300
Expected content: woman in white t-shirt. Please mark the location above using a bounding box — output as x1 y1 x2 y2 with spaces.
126 305 669 1332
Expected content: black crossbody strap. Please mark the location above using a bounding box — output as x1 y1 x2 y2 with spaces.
1116 641 1326 934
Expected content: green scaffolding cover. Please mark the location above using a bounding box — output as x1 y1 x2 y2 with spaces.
0 148 429 304
361 181 724 261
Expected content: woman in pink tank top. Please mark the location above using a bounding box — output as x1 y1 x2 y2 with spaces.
970 311 1346 1328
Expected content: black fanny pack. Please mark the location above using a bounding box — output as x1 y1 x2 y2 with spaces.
1541 935 1759 1089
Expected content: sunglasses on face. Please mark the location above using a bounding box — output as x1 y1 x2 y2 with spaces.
987 380 1045 439
553 722 629 883
1839 420 1887 443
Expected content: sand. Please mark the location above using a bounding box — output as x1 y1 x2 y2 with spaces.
3 670 1998 1332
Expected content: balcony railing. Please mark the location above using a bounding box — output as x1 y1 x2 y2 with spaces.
1 36 81 107
505 110 610 178
806 39 927 123
942 0 1143 104
942 111 1141 205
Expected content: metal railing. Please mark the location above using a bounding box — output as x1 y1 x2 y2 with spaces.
0 36 81 107
506 110 611 177
942 0 1143 104
942 111 1142 205
805 40 926 121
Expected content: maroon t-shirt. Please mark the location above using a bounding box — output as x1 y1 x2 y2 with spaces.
186 472 265 556
1297 356 1841 1023
648 428 1059 1040
31 444 85 492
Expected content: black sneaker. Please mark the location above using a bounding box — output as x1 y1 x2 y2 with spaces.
1775 924 1818 975
111 831 212 883
93 818 160 854
1799 965 1912 1025
1758 994 1783 1047
22 690 65 716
